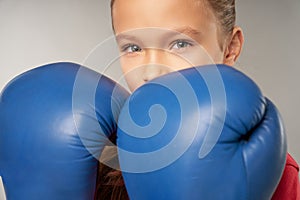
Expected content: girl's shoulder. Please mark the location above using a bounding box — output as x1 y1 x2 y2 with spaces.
271 153 300 200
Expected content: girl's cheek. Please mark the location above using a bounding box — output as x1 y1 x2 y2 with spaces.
125 71 145 92
120 55 142 71
119 58 144 91
165 47 215 70
120 57 134 75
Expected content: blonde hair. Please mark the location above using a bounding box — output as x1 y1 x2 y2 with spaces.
205 0 236 36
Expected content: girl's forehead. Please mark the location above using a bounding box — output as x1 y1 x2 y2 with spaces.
112 0 216 34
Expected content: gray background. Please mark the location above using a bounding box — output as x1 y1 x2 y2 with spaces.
0 0 299 198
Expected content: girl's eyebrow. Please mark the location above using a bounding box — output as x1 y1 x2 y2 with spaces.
159 26 203 42
172 26 203 37
115 26 202 44
116 34 137 42
115 34 144 47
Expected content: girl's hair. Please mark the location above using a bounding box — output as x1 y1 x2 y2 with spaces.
204 0 236 36
110 0 236 36
95 163 129 200
95 133 129 200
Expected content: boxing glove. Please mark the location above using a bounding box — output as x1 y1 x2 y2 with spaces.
117 64 287 200
0 62 129 199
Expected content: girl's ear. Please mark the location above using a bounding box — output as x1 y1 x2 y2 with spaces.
223 26 244 66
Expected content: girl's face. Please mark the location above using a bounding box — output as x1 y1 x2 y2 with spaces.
112 0 241 91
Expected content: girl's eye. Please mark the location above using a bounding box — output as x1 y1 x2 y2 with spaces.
122 44 142 53
171 40 192 50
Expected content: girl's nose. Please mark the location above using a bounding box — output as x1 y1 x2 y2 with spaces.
143 49 170 82
143 64 165 82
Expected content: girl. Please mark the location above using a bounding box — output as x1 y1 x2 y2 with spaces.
96 0 300 199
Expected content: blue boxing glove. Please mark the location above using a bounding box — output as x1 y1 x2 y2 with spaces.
117 64 287 200
0 62 129 199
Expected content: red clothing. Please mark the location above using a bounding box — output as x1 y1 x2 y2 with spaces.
272 153 300 200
